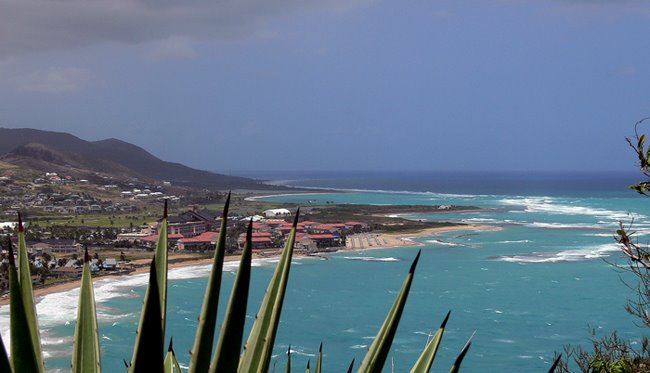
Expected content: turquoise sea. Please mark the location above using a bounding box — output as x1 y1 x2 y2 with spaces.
2 171 650 372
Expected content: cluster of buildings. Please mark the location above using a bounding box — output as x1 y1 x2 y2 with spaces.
0 172 182 215
0 206 372 293
118 187 180 203
0 190 140 215
0 172 134 214
116 207 369 253
0 237 123 290
239 219 368 253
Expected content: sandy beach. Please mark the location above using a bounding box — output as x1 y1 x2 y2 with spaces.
345 224 493 250
0 224 491 306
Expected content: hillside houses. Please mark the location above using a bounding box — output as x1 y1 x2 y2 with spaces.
0 186 139 215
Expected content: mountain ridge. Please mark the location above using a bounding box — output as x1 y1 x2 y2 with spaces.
0 128 276 190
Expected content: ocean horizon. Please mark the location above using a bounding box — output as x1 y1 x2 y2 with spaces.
2 170 648 372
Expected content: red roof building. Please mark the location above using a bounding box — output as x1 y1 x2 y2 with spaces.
178 231 219 251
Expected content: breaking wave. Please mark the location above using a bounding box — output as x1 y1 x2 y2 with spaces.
492 243 621 263
500 197 643 221
343 256 400 262
426 239 480 248
524 222 610 230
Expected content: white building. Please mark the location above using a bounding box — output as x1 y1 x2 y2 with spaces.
262 208 291 218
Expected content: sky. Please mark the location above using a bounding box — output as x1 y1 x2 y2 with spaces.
0 0 649 174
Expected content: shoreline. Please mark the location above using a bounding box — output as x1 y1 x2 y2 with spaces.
0 224 492 306
244 192 338 201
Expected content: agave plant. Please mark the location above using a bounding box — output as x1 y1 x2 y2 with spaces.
0 195 475 372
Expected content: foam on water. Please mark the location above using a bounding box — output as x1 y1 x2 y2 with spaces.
492 243 621 263
426 239 479 248
343 256 400 262
524 222 611 230
500 197 643 221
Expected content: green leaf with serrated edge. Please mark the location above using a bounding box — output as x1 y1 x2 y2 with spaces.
314 343 322 373
0 332 10 373
410 311 451 373
286 345 291 373
188 193 230 373
238 209 300 373
16 215 44 372
358 250 421 373
72 248 101 373
5 236 40 373
211 219 253 373
449 331 475 373
156 201 169 335
129 258 164 373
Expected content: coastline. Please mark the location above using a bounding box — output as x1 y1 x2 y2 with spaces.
0 224 492 306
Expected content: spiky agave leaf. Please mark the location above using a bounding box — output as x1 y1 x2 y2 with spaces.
410 311 451 373
210 219 253 373
16 215 44 372
314 343 322 373
548 354 562 373
305 360 310 373
286 345 291 373
5 236 40 373
155 201 169 335
72 248 101 373
0 333 10 373
449 331 475 373
163 339 183 373
358 250 421 373
347 358 355 373
188 193 230 373
238 209 300 372
129 258 164 373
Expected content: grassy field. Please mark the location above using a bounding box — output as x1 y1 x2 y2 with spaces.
29 212 159 229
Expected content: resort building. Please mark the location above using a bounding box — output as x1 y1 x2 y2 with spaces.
164 208 222 237
177 231 220 251
27 239 82 254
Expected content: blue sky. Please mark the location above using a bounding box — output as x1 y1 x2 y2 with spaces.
0 0 648 173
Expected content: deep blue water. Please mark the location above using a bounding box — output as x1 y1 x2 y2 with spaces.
2 171 649 372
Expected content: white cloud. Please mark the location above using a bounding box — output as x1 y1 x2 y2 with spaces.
12 67 91 93
0 0 370 58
